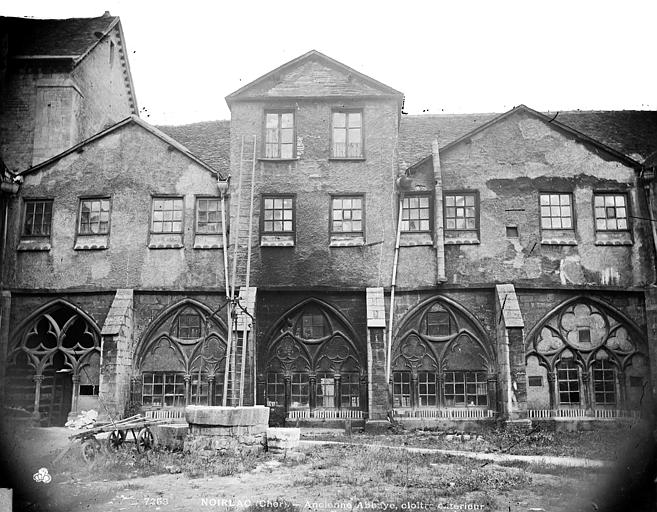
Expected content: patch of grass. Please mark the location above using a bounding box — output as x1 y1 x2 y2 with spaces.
294 445 532 502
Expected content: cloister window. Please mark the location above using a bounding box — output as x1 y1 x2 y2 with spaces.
426 306 451 336
290 372 309 408
297 311 327 339
418 371 437 407
340 372 360 408
592 360 616 405
316 372 335 408
392 371 412 408
557 360 580 405
266 372 285 407
142 372 186 407
444 371 487 406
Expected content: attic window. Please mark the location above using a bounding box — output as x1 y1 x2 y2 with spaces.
109 40 115 67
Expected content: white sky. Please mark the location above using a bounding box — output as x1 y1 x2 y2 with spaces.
5 0 657 125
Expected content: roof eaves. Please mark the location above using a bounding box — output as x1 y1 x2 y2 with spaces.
21 116 225 180
440 104 643 169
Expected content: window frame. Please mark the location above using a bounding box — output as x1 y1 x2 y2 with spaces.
150 195 184 235
263 109 296 160
400 192 433 233
194 195 225 235
443 190 480 234
539 192 575 232
330 108 365 160
260 194 296 235
592 192 630 233
141 371 186 408
21 198 54 238
592 359 616 405
76 196 112 236
329 193 366 238
556 359 580 405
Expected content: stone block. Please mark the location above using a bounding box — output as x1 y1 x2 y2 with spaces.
185 405 270 427
152 424 188 451
266 427 300 453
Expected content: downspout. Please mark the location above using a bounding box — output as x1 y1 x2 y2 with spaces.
386 194 404 385
218 178 230 299
641 168 657 284
431 141 447 283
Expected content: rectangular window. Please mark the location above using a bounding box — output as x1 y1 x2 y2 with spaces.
78 198 110 235
213 373 225 406
332 110 363 158
528 376 543 387
444 193 477 231
23 199 53 236
262 196 294 233
392 371 411 407
540 193 573 230
418 372 437 407
316 373 335 408
265 111 295 159
141 372 185 407
290 372 309 407
444 371 487 407
340 372 360 408
594 193 628 231
151 197 183 233
331 196 364 235
593 361 616 405
190 373 209 406
196 197 223 234
557 361 580 404
401 194 431 232
426 311 450 336
266 372 285 407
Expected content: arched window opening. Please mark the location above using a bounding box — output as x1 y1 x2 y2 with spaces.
7 304 100 427
136 300 227 410
527 298 649 418
264 300 365 420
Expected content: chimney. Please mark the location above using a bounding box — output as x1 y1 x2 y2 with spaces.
103 11 111 17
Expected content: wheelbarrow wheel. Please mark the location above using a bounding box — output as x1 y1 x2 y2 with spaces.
107 430 126 452
81 438 101 462
136 427 155 453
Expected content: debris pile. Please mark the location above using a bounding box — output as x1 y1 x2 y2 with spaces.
65 410 98 429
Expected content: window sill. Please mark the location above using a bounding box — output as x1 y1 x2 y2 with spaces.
400 232 433 247
594 231 633 246
74 234 109 250
541 239 577 246
261 234 295 247
17 238 51 251
329 236 365 247
258 157 299 162
329 157 366 162
193 233 224 249
149 233 184 249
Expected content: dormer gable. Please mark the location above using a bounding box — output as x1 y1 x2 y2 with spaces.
225 50 403 106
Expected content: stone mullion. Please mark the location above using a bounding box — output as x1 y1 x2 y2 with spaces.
547 370 557 412
207 375 216 406
284 375 291 416
437 372 445 408
184 374 191 406
309 373 317 413
71 374 81 416
33 374 44 420
616 369 625 411
410 371 418 410
580 367 591 413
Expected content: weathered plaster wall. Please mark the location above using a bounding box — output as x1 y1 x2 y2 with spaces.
228 99 410 289
6 123 226 290
433 111 652 288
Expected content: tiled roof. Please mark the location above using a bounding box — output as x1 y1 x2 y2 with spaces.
156 121 231 175
0 14 118 59
400 110 657 166
154 110 657 174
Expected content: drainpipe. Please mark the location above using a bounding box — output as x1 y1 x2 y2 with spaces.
386 194 404 385
217 177 230 299
641 169 657 284
431 140 447 283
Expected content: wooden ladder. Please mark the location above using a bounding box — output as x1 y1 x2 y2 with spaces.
223 136 257 406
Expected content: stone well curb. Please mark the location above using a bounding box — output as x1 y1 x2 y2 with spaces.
299 440 612 468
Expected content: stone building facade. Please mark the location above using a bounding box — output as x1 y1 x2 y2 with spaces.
1 16 657 429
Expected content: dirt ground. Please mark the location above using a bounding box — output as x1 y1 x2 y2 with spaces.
0 425 654 512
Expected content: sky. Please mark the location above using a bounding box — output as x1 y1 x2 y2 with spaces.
4 0 657 126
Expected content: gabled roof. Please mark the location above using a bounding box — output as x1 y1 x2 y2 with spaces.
0 13 138 114
21 116 225 179
400 108 657 169
226 50 403 104
157 121 230 174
